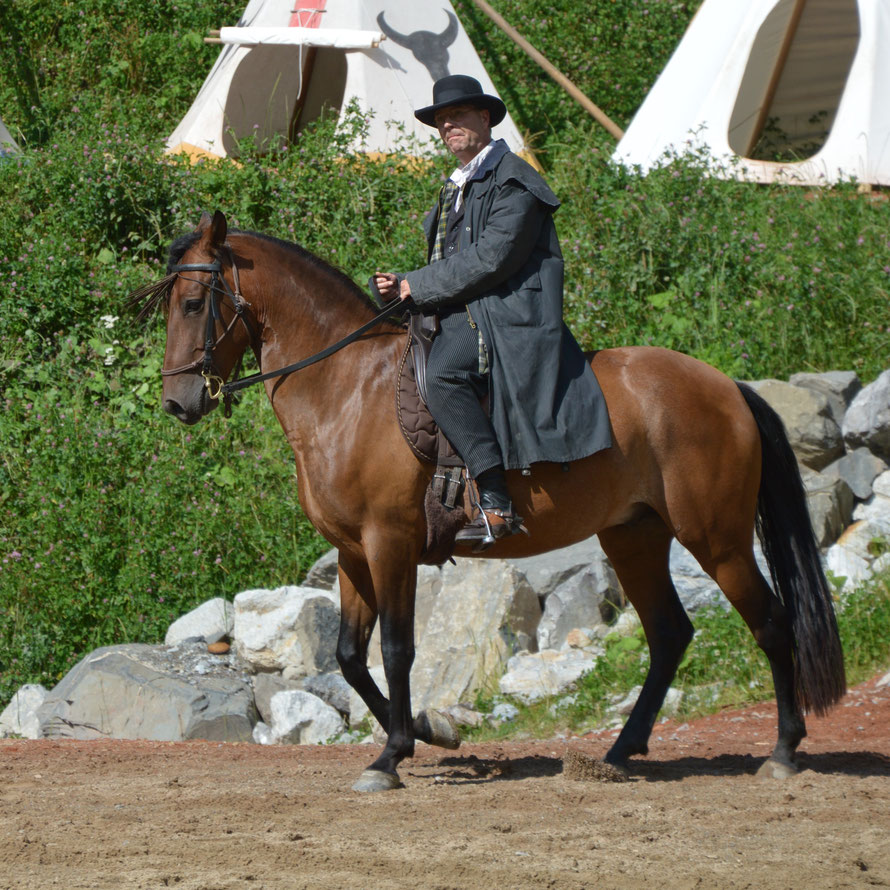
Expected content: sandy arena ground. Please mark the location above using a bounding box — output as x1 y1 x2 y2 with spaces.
2 674 888 890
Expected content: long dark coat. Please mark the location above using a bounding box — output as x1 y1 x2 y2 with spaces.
404 140 611 470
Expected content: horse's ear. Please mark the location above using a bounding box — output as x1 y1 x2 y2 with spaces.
195 211 213 232
209 210 228 248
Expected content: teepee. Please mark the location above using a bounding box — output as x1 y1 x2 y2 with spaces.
614 0 890 186
0 118 19 156
166 0 530 161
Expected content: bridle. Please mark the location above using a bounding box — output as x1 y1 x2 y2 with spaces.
162 246 259 408
161 246 404 414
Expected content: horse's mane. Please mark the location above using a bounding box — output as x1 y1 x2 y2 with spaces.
130 227 399 327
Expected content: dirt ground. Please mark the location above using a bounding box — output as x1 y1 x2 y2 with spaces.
2 675 889 890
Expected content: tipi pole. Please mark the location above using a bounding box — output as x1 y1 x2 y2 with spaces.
467 0 624 140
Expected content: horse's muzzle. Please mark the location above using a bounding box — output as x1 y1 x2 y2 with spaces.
163 387 216 424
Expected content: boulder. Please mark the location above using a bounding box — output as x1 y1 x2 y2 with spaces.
536 559 621 650
802 470 855 547
750 379 844 470
842 370 890 461
303 548 340 590
789 370 862 427
36 643 256 742
852 497 890 536
0 684 48 739
852 473 890 535
301 672 353 716
505 536 613 602
498 649 600 703
266 690 345 744
820 448 888 501
165 597 234 646
233 585 339 676
409 559 542 711
252 672 304 725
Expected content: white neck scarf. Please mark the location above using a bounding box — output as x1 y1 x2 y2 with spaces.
449 141 494 212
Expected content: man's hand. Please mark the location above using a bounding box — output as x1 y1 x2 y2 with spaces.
373 272 412 302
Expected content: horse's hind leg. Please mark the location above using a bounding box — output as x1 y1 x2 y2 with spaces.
598 515 694 770
698 549 806 777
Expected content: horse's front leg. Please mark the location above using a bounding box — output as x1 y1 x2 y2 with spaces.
350 541 419 792
335 553 391 730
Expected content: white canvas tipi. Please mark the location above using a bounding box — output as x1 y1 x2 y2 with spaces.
166 0 531 161
614 0 890 186
0 118 19 156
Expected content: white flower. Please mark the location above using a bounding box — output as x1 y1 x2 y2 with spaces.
100 314 119 330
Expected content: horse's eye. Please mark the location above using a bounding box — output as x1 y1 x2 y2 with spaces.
184 298 205 315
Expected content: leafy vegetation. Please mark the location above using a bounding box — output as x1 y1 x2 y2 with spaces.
1 0 889 709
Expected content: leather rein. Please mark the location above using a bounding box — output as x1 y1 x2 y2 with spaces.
162 248 403 413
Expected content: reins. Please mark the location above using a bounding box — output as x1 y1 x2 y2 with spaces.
162 248 404 412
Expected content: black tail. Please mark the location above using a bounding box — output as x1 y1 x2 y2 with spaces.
736 382 846 715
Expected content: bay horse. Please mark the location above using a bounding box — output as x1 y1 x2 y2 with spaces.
144 211 845 791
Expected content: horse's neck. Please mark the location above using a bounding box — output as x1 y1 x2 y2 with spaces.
239 238 402 456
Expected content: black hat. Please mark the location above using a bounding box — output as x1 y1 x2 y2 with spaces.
414 75 507 128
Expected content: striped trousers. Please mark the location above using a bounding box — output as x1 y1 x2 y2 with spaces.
424 308 503 478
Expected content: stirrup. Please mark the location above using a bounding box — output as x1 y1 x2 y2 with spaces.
455 507 526 552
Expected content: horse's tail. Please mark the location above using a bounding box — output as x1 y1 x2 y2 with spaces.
736 382 846 715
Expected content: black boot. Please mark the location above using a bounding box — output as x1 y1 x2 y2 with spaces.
455 466 524 551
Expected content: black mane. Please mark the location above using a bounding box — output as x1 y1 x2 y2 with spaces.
131 226 399 326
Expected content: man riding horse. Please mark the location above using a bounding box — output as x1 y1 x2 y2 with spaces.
374 75 611 548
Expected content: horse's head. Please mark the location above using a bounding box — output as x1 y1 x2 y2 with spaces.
161 210 254 424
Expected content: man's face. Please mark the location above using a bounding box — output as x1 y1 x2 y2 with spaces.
435 104 491 164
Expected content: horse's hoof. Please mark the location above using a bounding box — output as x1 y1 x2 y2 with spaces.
757 757 799 779
351 769 403 793
420 709 461 750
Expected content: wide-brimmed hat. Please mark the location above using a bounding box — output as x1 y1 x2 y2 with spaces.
414 75 507 128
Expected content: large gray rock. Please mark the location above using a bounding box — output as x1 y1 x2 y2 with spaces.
821 447 889 501
498 649 600 703
750 379 844 470
802 469 855 548
165 597 234 646
233 585 339 676
303 549 340 590
789 370 862 427
852 470 890 534
536 558 621 650
252 672 304 725
505 536 613 602
265 690 345 745
843 370 890 461
408 559 542 711
0 684 48 739
301 672 353 716
36 643 256 742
